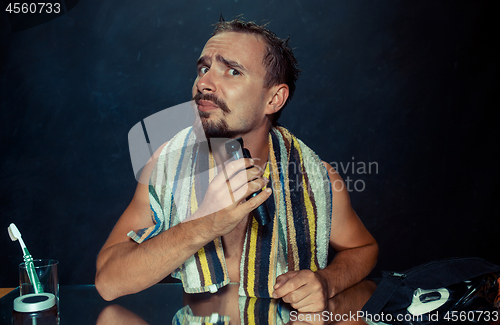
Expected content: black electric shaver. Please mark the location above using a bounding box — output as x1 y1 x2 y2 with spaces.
225 138 271 226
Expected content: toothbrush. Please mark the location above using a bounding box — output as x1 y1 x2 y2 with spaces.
8 223 44 294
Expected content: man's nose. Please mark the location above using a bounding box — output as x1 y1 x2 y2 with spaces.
196 70 217 93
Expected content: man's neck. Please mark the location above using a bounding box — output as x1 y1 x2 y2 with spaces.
240 135 270 170
209 122 272 170
239 120 272 169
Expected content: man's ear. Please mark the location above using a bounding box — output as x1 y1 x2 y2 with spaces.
265 84 289 115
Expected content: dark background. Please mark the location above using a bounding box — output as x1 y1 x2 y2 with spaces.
1 0 498 287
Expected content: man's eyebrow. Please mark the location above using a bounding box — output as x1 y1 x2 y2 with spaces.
197 56 209 67
216 54 247 72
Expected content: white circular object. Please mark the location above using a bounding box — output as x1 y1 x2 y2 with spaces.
13 293 56 312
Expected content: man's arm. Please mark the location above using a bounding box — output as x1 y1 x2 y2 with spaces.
95 157 271 301
272 161 378 312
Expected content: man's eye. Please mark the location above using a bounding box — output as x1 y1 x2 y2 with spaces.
229 69 240 76
200 67 209 74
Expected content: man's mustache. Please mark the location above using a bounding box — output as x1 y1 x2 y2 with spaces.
193 93 231 114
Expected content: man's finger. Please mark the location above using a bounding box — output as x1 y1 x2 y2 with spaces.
224 158 255 179
274 271 299 290
231 175 269 203
273 271 307 298
284 287 317 311
238 187 272 214
229 167 265 196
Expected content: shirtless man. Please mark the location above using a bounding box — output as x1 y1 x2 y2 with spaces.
95 18 378 312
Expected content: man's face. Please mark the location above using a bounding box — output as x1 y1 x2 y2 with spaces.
192 32 271 138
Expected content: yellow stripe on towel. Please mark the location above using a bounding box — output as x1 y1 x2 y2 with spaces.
198 246 212 286
247 218 259 297
267 210 279 296
281 129 299 270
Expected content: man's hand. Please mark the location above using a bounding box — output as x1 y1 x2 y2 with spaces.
272 270 329 312
188 157 271 238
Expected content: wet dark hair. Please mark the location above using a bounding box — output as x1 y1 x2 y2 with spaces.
212 17 300 124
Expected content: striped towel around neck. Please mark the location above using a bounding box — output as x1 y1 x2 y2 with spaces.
128 125 332 298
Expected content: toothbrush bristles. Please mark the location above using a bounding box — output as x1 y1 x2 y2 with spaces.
8 226 19 242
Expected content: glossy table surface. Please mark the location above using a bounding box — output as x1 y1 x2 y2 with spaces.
0 289 14 299
0 281 375 324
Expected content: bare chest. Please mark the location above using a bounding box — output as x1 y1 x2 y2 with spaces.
222 214 249 282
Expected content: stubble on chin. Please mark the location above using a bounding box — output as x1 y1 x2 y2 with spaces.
200 112 238 138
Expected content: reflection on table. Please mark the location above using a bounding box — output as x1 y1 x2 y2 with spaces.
0 280 375 324
97 280 376 325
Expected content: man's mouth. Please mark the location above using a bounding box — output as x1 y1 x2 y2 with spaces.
193 93 230 114
196 99 219 112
